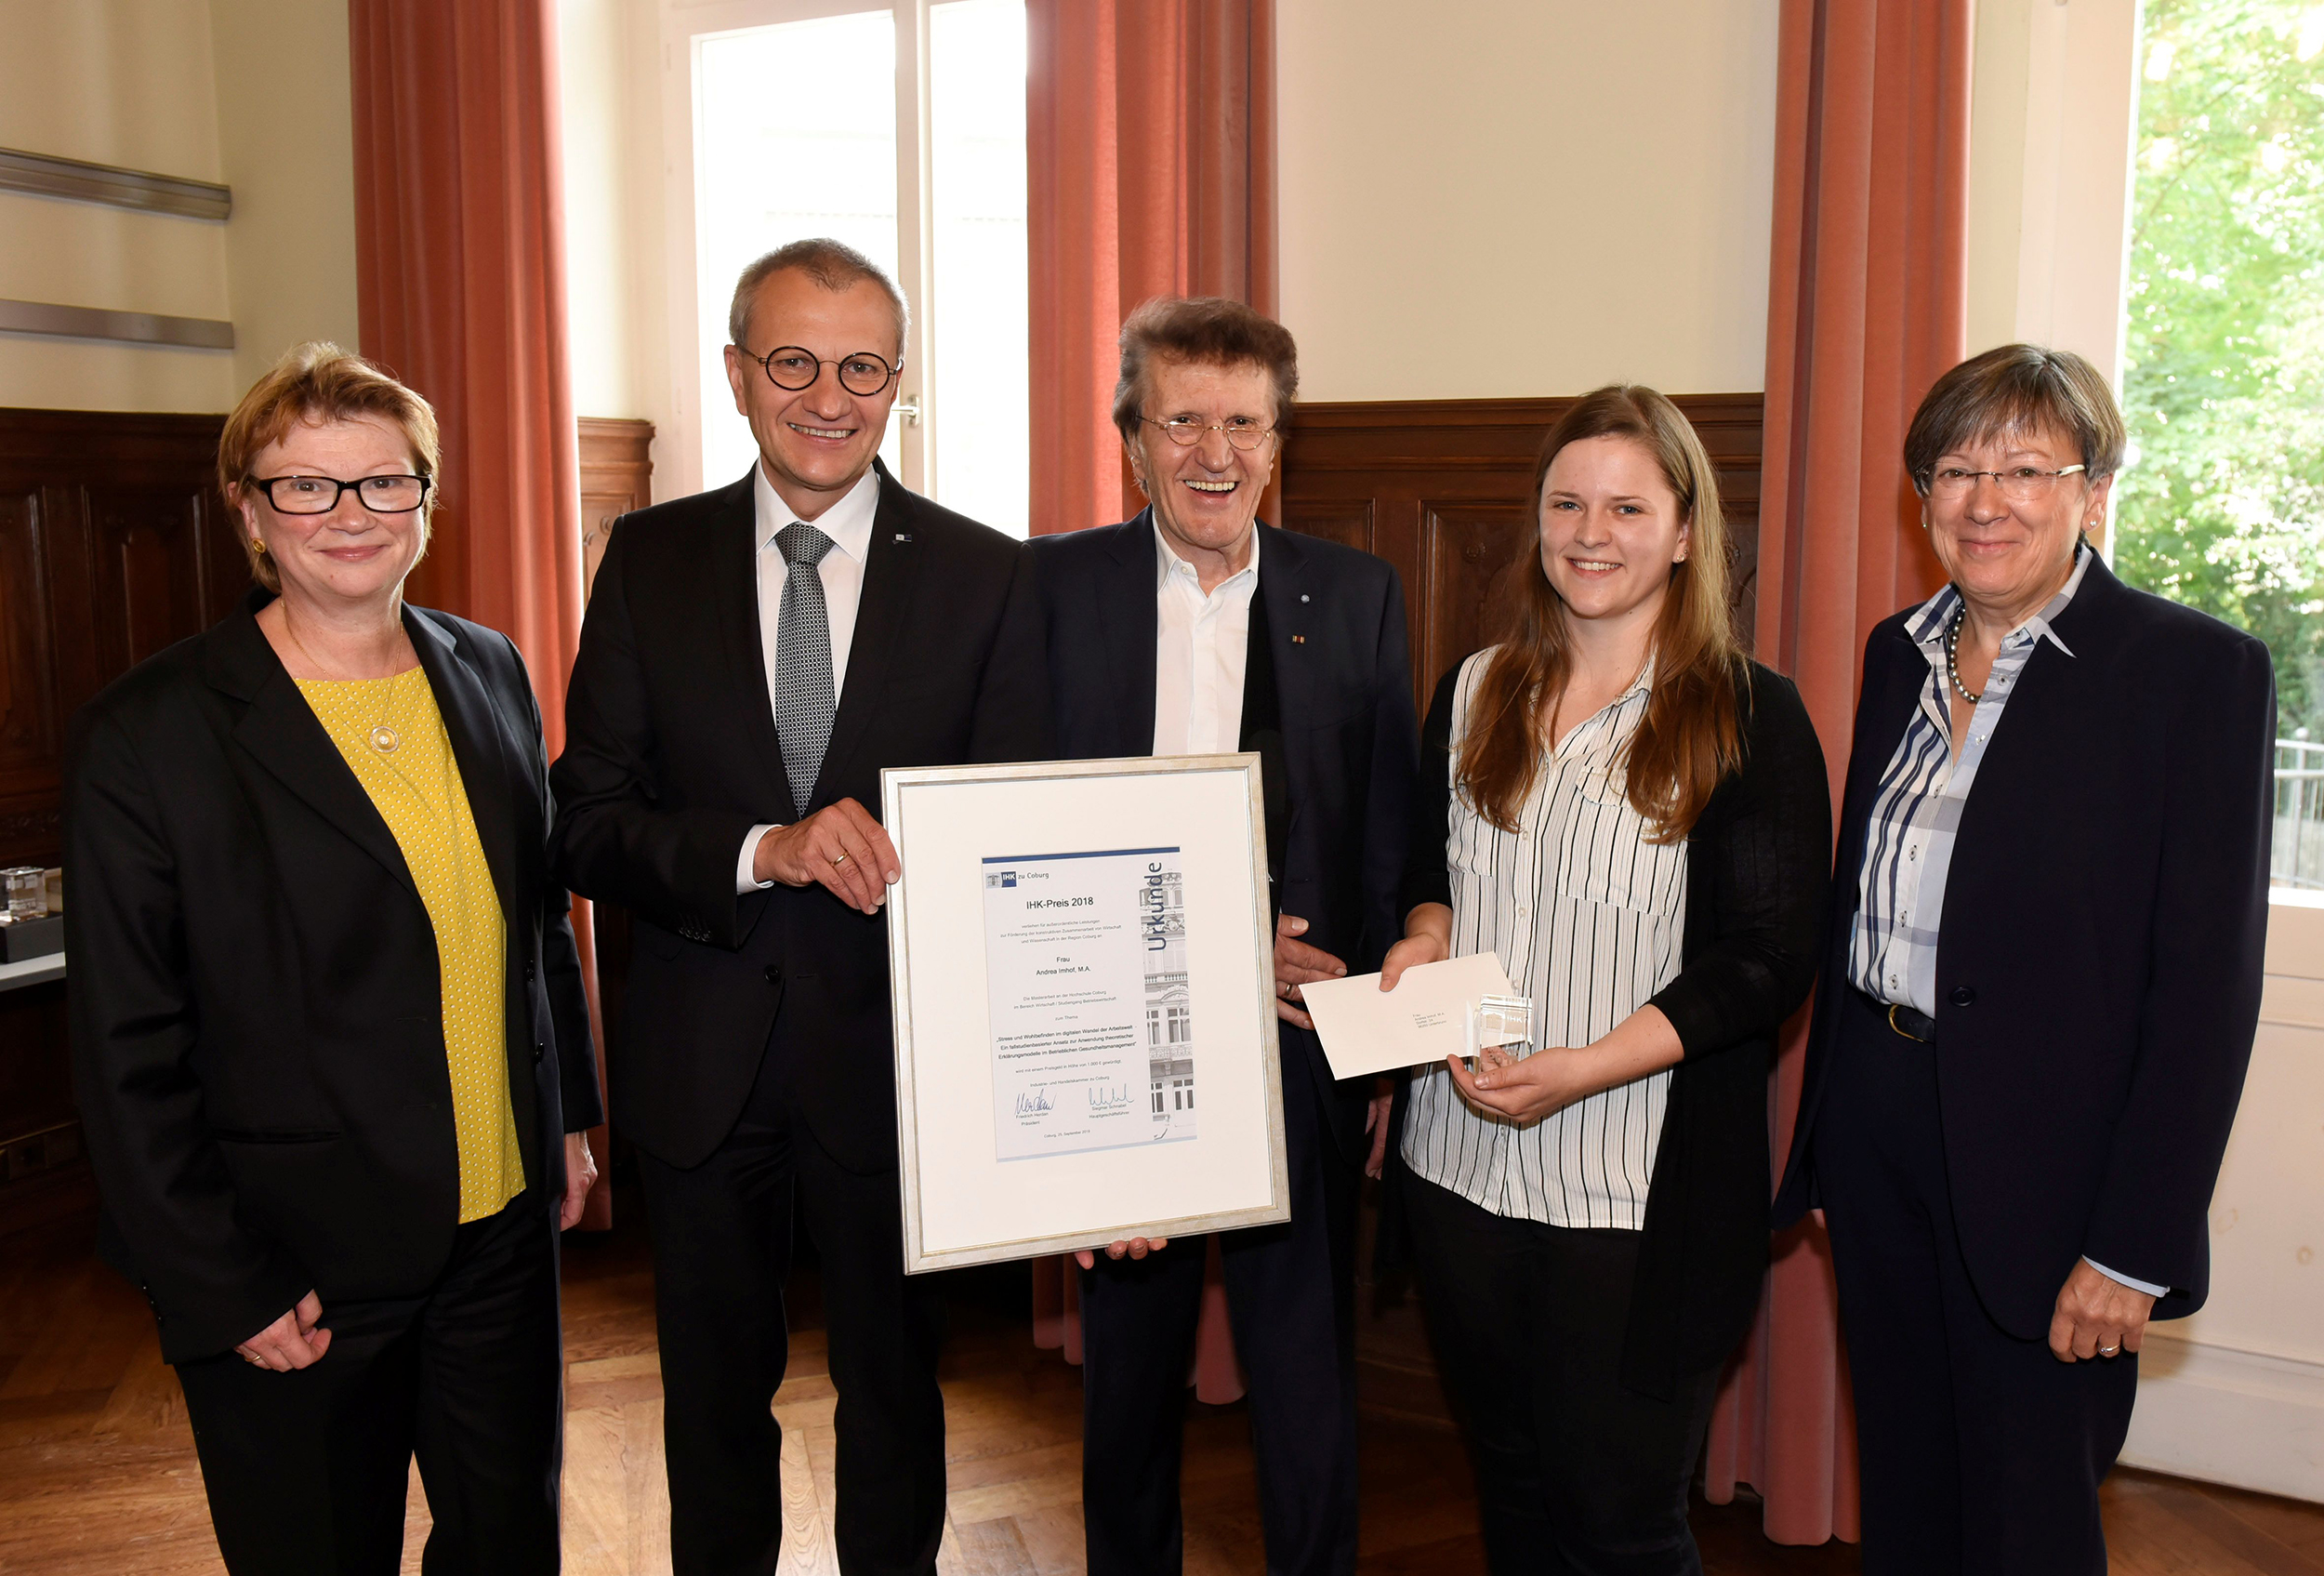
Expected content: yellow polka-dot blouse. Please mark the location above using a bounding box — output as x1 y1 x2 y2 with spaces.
297 668 524 1223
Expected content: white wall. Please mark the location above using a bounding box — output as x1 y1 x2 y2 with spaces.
211 0 363 389
0 0 236 412
561 0 645 419
1275 0 1783 402
0 0 359 414
2122 894 2324 1503
1964 0 2141 379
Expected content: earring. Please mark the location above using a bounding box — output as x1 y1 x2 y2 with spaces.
252 537 267 554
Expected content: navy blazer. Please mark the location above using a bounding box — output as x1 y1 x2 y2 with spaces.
1029 515 1419 1160
67 595 601 1363
1776 555 2276 1337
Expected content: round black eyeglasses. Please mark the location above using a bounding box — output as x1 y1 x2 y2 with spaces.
737 345 903 397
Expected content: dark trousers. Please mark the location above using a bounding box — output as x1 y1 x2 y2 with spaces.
174 1189 561 1576
1078 1038 1361 1576
1400 1169 1720 1576
638 1043 947 1576
1816 988 2138 1576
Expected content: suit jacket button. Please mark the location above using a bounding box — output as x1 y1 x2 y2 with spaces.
763 965 783 984
533 1040 547 1063
1950 986 1976 1007
524 960 536 984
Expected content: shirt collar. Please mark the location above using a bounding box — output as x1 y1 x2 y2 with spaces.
1153 518 1260 593
1906 537 2092 659
753 462 882 563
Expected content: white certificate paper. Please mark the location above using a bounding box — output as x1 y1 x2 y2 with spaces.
1299 952 1523 1079
981 846 1197 1160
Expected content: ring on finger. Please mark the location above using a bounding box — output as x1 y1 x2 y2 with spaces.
2098 1344 2119 1356
831 851 849 867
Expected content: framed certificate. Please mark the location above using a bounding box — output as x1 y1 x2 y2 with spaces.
882 755 1289 1273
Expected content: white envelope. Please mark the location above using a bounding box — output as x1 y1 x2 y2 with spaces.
1299 952 1522 1080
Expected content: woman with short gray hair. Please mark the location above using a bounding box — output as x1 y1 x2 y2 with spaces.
1776 343 2276 1574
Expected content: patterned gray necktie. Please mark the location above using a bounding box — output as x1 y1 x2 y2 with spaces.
773 523 837 818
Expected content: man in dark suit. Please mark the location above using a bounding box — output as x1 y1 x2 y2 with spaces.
1030 297 1418 1576
551 238 1048 1576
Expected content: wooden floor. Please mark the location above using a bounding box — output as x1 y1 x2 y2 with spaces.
4 1197 2320 1575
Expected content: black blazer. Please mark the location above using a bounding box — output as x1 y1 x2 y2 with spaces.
550 462 1050 1173
1385 657 1831 1399
65 595 601 1364
1029 516 1419 1160
1776 556 2276 1336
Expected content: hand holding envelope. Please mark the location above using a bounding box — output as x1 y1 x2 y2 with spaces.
1299 953 1533 1080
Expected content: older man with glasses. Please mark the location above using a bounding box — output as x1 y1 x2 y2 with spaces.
552 237 1049 1576
1031 297 1419 1576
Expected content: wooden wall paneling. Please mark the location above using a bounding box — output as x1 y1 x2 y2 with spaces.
1277 497 1375 558
578 417 655 596
1418 501 1533 698
0 485 60 854
1275 392 1765 1430
0 409 237 1238
0 411 240 871
574 417 655 1184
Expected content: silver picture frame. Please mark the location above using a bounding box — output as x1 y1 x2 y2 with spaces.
882 753 1289 1274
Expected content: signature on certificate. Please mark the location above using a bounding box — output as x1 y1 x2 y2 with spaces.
1087 1084 1133 1113
1015 1089 1056 1117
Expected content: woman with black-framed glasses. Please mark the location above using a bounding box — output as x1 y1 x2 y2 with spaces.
1776 343 2275 1574
65 342 601 1573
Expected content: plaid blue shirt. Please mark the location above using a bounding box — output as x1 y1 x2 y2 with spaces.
1847 542 2093 1017
1843 544 2164 1298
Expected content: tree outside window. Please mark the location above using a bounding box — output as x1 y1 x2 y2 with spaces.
2119 0 2324 883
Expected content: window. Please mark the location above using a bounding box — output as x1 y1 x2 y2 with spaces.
666 0 1028 534
2119 0 2324 887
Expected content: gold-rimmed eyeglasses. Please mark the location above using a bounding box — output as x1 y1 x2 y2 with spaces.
1924 463 2087 502
1138 414 1276 451
738 345 902 397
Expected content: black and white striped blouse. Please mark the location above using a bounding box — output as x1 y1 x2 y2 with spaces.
1399 649 1689 1229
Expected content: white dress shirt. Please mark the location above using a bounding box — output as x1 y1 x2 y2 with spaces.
1398 651 1687 1229
735 463 883 892
1151 523 1259 756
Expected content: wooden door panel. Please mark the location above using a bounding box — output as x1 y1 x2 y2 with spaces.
579 417 656 599
1279 497 1374 558
85 489 216 681
1418 501 1531 695
0 489 58 798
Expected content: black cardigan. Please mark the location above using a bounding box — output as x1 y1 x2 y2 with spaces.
1379 656 1831 1399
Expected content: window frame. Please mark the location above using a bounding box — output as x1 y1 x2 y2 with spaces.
655 0 940 503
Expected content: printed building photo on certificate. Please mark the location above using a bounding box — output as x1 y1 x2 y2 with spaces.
981 847 1195 1159
885 756 1288 1272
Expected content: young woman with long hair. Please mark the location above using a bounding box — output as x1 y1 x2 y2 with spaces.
1374 385 1832 1573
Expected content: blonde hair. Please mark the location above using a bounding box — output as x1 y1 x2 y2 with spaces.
218 342 441 592
1456 386 1743 842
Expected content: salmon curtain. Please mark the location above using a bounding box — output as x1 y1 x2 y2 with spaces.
1023 0 1278 1400
1027 0 1277 536
1702 0 1973 1543
350 0 611 1227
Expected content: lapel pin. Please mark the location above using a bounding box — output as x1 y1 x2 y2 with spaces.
1300 593 1311 603
1291 634 1306 644
894 532 913 543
